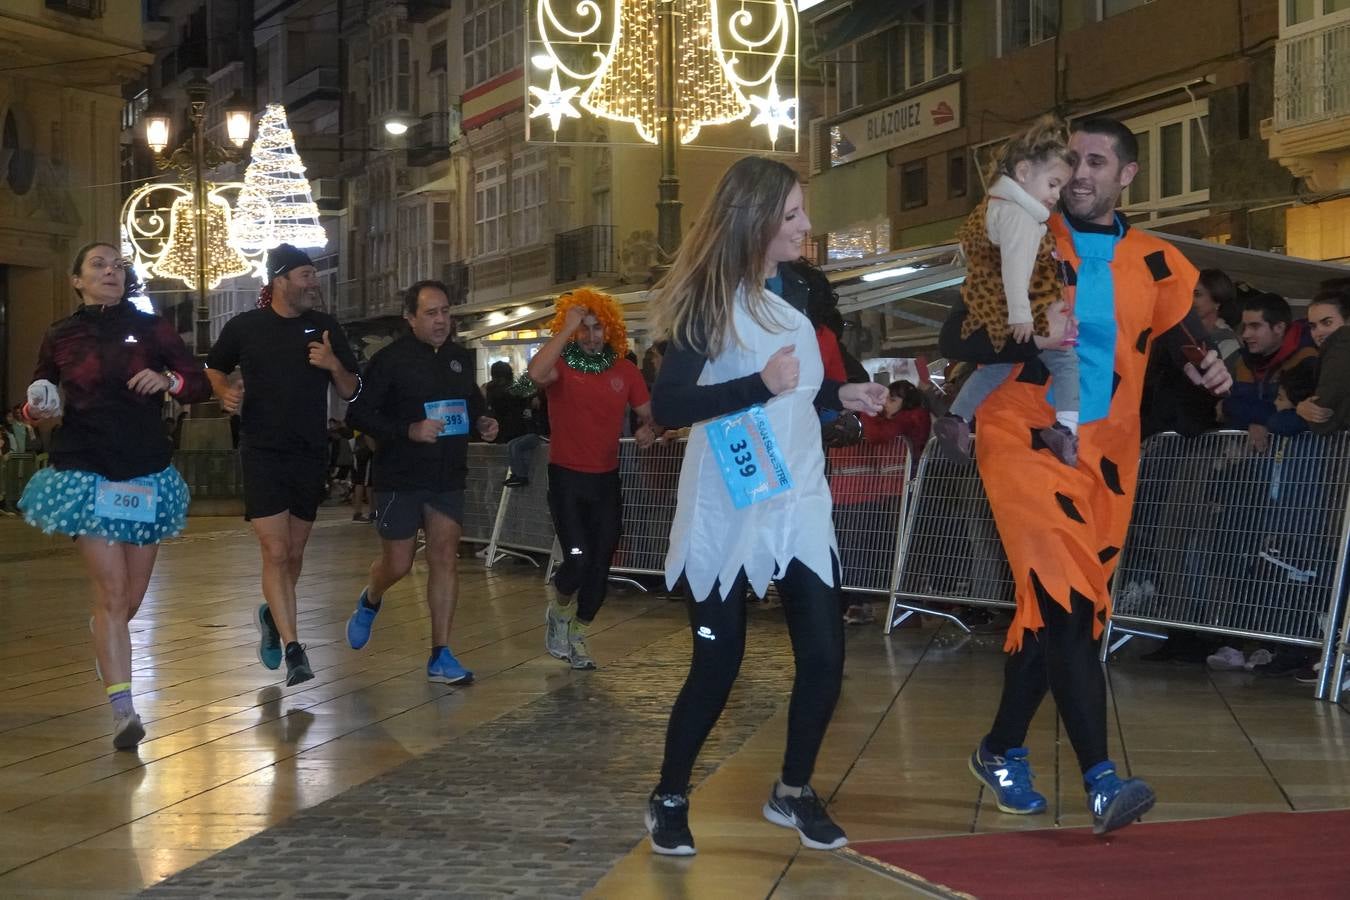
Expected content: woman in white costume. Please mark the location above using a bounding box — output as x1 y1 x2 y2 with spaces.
643 157 887 856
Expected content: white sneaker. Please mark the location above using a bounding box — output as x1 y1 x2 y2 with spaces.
1243 648 1275 671
112 712 144 751
1207 646 1246 670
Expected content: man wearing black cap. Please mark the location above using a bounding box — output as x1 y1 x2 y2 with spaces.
206 243 361 685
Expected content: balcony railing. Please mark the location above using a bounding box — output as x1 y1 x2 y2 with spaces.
1275 19 1350 130
408 112 457 167
554 225 617 284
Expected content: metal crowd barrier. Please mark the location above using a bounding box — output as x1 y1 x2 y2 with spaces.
1 452 44 510
885 439 1015 632
1107 431 1350 701
462 443 510 545
472 435 916 601
888 431 1350 701
830 437 912 600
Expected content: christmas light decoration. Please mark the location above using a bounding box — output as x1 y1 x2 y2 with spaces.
527 0 799 149
121 181 269 289
153 194 253 288
233 104 327 251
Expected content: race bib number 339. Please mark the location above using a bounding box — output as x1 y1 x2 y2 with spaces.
94 477 158 524
709 406 792 509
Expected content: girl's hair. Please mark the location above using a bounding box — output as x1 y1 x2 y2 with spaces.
1196 268 1239 326
651 156 800 357
71 241 141 302
989 115 1077 183
888 379 925 411
1310 288 1350 321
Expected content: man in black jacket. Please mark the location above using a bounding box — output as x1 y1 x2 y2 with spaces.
344 280 498 684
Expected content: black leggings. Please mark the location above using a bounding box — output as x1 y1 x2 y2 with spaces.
656 558 845 794
984 581 1108 776
547 464 622 623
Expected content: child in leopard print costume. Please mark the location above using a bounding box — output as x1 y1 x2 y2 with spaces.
934 116 1081 466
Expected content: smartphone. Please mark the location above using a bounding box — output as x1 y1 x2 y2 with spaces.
1181 344 1207 366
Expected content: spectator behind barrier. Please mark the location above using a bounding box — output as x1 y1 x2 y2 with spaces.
1192 269 1242 366
1296 290 1350 435
1221 291 1318 452
1141 268 1242 438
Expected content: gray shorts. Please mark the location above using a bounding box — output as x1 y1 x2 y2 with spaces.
372 490 465 541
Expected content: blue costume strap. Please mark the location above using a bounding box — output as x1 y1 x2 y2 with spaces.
1064 218 1124 424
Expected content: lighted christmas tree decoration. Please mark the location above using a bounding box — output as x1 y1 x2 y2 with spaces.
153 193 253 288
234 104 327 251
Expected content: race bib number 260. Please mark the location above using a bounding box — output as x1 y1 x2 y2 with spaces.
94 477 158 524
709 406 792 509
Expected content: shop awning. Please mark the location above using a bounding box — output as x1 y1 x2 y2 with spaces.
811 0 907 60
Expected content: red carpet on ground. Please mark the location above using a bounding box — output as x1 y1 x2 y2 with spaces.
848 810 1350 899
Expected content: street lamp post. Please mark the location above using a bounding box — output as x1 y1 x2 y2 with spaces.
142 76 253 356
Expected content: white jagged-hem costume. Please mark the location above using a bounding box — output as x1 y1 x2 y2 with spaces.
664 288 837 602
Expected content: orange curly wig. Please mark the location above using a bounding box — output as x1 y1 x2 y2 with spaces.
549 286 629 358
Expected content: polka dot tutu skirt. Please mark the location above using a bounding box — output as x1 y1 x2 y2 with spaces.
19 465 190 545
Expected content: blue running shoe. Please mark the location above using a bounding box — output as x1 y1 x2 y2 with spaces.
346 589 380 650
427 647 473 685
968 743 1047 815
1085 763 1155 835
254 603 282 670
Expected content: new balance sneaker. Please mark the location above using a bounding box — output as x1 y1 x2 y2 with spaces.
254 603 282 671
762 784 848 850
646 790 696 856
1085 763 1154 835
968 743 1047 815
284 645 314 686
346 589 380 650
933 414 972 462
112 712 145 751
567 619 596 670
427 647 473 685
545 597 573 660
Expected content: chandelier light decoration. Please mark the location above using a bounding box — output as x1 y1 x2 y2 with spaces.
526 0 799 150
121 182 269 289
232 103 328 251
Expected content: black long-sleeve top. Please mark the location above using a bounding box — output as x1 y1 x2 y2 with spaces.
31 300 211 480
344 333 488 492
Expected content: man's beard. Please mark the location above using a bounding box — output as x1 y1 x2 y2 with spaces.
291 287 322 311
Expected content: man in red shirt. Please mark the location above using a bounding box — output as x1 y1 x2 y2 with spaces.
528 288 656 669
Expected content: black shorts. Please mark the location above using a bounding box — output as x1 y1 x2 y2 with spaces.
353 455 373 486
373 489 465 541
241 447 328 522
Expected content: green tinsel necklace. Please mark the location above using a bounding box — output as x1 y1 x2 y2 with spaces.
562 342 616 374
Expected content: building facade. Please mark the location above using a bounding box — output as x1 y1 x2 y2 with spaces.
1265 0 1350 263
1 0 151 410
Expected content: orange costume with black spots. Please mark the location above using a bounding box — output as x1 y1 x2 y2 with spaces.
974 214 1196 650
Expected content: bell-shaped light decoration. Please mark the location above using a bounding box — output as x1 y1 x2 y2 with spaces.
153 194 252 288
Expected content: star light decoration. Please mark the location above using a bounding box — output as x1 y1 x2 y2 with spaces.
528 68 582 133
526 0 799 150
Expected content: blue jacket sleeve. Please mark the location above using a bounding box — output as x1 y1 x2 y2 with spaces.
1222 381 1271 429
1267 409 1307 436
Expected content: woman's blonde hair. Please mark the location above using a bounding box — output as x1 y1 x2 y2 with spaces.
651 156 800 358
987 114 1077 184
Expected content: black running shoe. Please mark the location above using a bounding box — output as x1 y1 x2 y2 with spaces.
645 790 696 856
285 646 314 686
762 784 848 850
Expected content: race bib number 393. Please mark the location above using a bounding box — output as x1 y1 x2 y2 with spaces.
94 477 158 524
424 399 469 437
709 406 792 509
